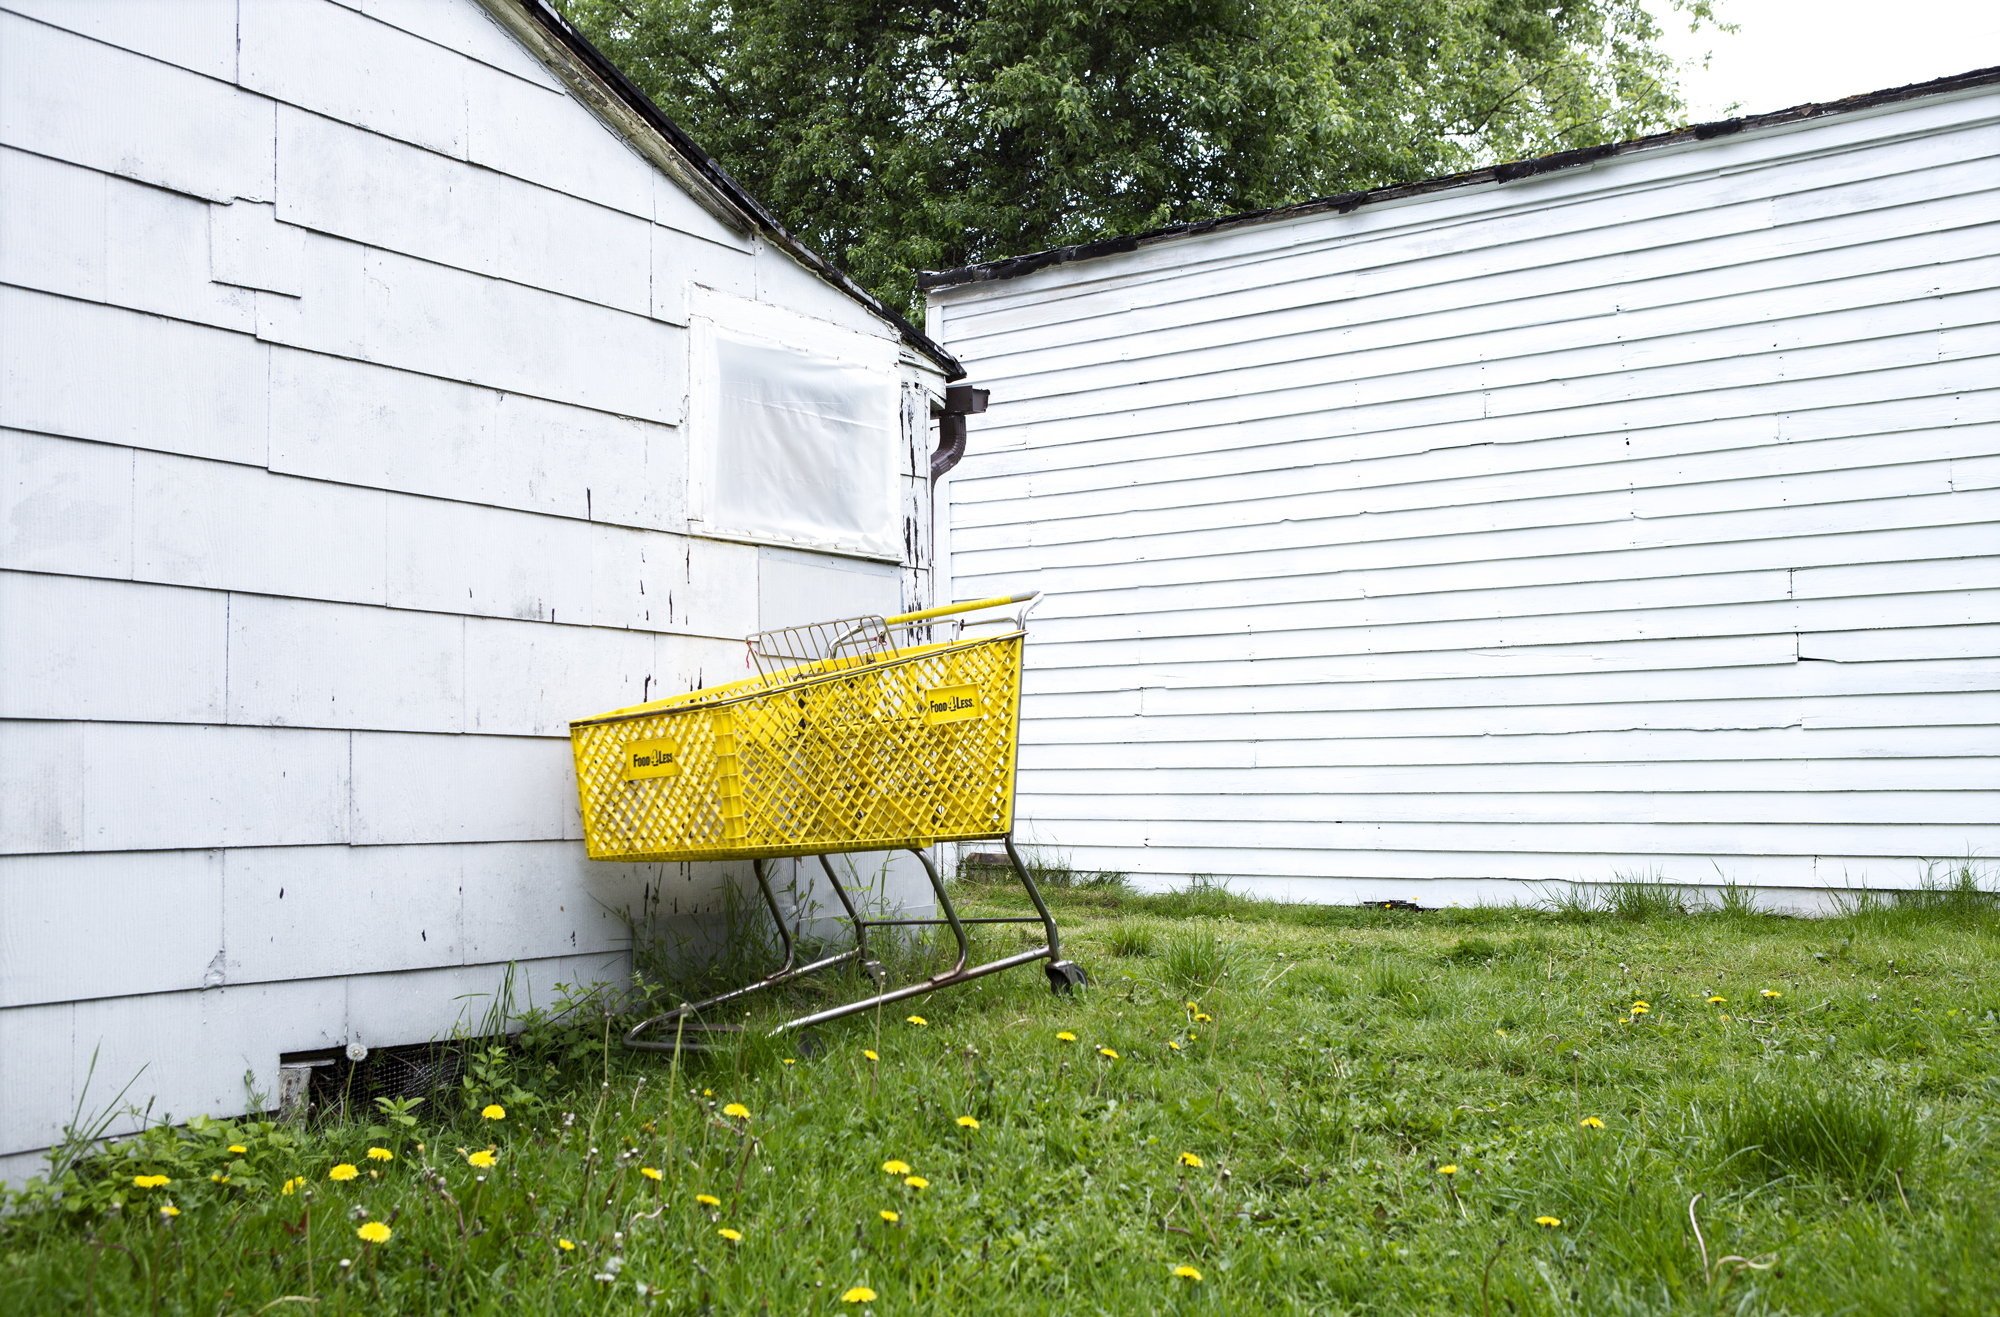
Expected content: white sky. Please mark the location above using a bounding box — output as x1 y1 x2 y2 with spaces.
1644 0 2000 121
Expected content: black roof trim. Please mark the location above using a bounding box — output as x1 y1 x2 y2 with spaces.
919 65 2000 293
511 0 964 380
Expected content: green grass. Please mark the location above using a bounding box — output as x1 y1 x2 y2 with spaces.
7 870 2000 1315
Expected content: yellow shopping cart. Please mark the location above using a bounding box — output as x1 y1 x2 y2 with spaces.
568 592 1085 1050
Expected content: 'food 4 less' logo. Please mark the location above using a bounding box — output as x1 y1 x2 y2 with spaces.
923 684 983 725
621 737 681 780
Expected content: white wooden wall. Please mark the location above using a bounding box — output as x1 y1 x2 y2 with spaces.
0 0 941 1181
930 84 2000 910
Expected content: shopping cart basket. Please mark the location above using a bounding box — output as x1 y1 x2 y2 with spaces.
567 592 1085 1052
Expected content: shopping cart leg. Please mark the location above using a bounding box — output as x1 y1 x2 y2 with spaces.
909 847 970 977
1004 834 1088 993
817 854 884 985
751 857 795 977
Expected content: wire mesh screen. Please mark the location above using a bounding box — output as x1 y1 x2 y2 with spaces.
306 1042 469 1119
746 614 963 679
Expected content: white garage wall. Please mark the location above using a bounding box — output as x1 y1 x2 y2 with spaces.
930 82 2000 909
0 0 945 1181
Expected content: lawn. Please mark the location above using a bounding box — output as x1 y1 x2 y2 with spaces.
5 868 1998 1316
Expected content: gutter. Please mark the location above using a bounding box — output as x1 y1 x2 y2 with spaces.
484 0 964 381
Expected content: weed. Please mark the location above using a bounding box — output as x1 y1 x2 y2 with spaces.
1106 921 1156 957
1163 926 1230 991
1708 1069 1922 1194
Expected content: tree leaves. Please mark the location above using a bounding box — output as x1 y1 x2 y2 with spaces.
561 0 1711 319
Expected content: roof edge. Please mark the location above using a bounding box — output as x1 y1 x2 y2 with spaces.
919 65 2000 294
487 0 964 380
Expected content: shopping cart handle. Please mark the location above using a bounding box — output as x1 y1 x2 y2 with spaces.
885 592 1041 626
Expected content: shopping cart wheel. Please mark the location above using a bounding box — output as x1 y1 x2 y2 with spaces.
1045 960 1089 994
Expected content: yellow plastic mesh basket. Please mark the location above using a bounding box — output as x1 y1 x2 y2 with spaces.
570 631 1025 862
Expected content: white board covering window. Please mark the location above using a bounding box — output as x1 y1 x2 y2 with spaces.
690 302 901 560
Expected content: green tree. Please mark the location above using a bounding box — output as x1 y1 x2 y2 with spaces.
562 0 1717 318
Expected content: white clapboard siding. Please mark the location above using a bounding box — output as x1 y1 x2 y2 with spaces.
0 0 952 1176
935 80 2000 900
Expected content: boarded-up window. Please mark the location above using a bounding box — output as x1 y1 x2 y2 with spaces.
690 309 900 559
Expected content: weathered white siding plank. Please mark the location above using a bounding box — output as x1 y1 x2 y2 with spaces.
239 0 470 159
0 430 133 580
349 732 580 846
276 107 652 315
0 291 268 464
3 0 239 81
268 349 671 531
936 83 2000 898
355 0 566 92
0 849 225 1008
0 573 228 724
0 13 274 203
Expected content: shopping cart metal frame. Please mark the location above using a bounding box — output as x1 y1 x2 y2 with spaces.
582 592 1087 1054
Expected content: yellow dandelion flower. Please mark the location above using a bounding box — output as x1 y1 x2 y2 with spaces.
783 1058 796 1066
133 1175 170 1189
357 1221 392 1244
1630 1005 1649 1016
1186 1001 1199 1011
210 1173 229 1184
367 1147 393 1162
1761 989 1781 999
1169 1041 1182 1051
641 1167 663 1181
227 1145 248 1155
328 1164 359 1182
558 1239 576 1251
904 1175 928 1190
703 1089 713 1097
879 1210 899 1223
1177 1152 1203 1168
696 1193 722 1207
1618 1017 1631 1025
280 1177 303 1195
718 1227 742 1242
1194 1013 1212 1023
723 1102 751 1120
864 1050 879 1062
956 1116 980 1130
882 1160 911 1175
1631 1001 1649 1010
1173 1264 1202 1281
1056 1031 1077 1043
1580 1117 1605 1129
1707 996 1727 1004
467 1150 497 1168
1098 1047 1119 1059
1496 1029 1506 1037
481 1104 506 1121
159 1204 180 1218
1535 1216 1562 1228
841 1287 877 1304
1437 1165 1458 1176
906 1015 927 1026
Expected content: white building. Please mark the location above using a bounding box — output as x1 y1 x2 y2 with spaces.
926 71 2000 910
0 0 959 1182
